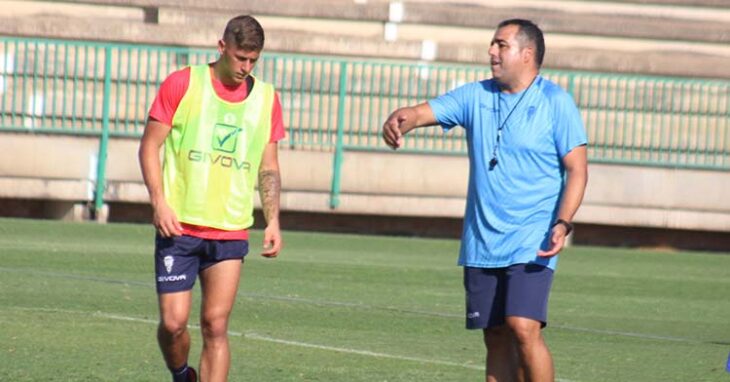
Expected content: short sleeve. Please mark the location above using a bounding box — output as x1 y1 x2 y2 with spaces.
552 91 588 158
148 67 191 126
428 83 474 131
270 92 286 143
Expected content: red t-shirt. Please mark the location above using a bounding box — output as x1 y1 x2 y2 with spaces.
148 65 285 240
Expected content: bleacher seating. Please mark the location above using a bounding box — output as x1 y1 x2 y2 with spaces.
0 0 729 244
1 0 729 78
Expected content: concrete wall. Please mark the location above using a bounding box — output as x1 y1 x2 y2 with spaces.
1 132 728 233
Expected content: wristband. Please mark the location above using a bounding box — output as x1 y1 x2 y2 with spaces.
553 219 573 235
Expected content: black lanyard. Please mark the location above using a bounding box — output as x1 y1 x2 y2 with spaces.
489 77 537 170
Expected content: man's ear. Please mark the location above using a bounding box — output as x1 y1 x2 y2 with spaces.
217 39 226 54
522 46 535 65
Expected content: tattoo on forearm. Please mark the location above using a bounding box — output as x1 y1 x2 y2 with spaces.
258 169 281 223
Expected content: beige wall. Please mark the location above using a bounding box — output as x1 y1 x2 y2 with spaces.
1 133 728 231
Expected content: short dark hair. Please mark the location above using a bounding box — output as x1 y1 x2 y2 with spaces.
223 15 265 51
497 19 545 67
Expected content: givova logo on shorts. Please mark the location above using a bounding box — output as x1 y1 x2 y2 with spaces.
158 255 187 283
164 255 174 273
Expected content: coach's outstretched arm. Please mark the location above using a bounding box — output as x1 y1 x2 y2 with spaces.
382 103 438 150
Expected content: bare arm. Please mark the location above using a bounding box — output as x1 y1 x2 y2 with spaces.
382 103 439 150
538 145 588 257
258 142 282 257
138 119 182 237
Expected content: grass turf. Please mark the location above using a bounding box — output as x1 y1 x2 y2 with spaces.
0 218 728 381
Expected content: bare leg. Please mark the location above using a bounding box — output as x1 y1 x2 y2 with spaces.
506 316 554 382
484 325 522 382
158 291 193 370
198 259 242 382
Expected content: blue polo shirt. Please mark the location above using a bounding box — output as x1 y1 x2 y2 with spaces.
429 76 587 270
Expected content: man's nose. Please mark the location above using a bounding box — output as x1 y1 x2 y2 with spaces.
487 44 498 57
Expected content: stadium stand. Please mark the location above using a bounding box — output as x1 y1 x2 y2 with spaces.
1 0 730 78
0 0 728 249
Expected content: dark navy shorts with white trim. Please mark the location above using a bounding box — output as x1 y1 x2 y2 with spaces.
154 234 248 294
463 263 554 329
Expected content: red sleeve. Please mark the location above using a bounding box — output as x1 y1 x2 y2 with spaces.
270 91 286 143
148 67 191 126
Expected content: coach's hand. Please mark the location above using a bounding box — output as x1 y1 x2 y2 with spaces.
382 104 437 150
537 224 568 258
152 199 182 237
382 110 407 150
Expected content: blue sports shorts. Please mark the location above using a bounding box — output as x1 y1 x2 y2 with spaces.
463 263 554 329
154 234 249 294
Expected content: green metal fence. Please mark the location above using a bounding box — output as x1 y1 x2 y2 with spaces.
1 37 728 209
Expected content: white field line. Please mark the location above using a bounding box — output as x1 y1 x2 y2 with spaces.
242 332 486 371
1 267 718 345
8 306 485 371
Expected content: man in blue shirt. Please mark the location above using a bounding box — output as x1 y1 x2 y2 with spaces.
382 19 588 381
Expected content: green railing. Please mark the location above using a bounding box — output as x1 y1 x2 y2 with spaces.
1 37 728 210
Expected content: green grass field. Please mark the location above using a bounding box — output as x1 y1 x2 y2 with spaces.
0 217 728 381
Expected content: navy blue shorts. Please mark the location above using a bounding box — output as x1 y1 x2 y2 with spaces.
463 263 554 330
154 234 249 294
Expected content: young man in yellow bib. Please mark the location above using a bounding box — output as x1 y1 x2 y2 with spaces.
139 15 285 382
